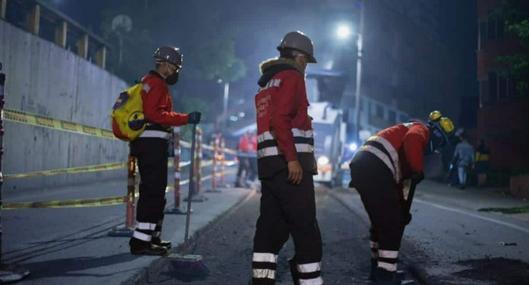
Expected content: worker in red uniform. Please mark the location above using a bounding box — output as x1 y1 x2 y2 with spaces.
236 131 251 187
129 46 201 256
251 31 323 285
349 111 454 284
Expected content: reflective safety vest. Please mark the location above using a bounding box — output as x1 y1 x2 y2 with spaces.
357 122 430 183
254 59 316 178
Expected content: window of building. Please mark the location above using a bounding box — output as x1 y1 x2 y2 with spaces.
376 104 384 119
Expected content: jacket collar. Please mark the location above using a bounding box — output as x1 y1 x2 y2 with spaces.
257 58 303 87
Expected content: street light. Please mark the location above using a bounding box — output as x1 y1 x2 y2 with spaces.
335 0 364 143
336 24 352 40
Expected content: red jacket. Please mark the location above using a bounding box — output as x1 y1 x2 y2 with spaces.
238 134 251 152
141 71 188 127
361 122 429 182
254 59 315 177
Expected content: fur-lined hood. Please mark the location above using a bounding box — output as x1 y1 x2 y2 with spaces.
257 58 303 87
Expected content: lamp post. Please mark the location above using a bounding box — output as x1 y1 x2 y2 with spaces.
216 78 230 130
336 0 364 143
353 0 365 143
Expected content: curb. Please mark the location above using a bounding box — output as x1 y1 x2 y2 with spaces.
121 188 256 285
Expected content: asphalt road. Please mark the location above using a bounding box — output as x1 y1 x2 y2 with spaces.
135 187 420 285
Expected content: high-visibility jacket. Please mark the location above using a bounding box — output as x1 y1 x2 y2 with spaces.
254 58 316 178
357 122 430 183
140 71 188 137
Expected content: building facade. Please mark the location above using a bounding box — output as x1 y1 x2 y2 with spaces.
476 0 529 172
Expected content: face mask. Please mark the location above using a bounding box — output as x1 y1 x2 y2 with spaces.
165 71 179 85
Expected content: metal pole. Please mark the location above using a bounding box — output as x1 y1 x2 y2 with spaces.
184 124 198 245
0 63 30 282
353 0 365 142
195 128 203 196
0 62 4 270
174 129 181 208
223 82 229 128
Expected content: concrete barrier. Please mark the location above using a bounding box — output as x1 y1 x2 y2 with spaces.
0 19 128 190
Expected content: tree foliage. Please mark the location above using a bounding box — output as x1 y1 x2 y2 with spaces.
496 0 529 96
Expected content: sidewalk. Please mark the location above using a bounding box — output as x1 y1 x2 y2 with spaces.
3 175 253 285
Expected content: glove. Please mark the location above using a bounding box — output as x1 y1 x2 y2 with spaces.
411 171 424 185
188 111 201 124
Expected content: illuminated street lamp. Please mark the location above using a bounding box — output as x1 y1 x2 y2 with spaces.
335 1 364 142
336 24 352 40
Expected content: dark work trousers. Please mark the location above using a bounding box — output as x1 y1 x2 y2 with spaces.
252 169 323 284
130 138 169 224
349 151 406 271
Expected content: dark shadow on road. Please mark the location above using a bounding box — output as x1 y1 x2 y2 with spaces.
4 218 122 263
454 257 529 285
18 253 139 280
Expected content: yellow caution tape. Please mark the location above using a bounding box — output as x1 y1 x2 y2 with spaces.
4 109 116 140
3 168 237 210
5 160 194 180
5 162 127 180
3 196 127 209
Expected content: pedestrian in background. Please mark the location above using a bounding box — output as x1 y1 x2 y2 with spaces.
235 131 251 187
451 130 475 189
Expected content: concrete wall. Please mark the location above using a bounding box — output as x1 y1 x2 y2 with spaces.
0 19 129 191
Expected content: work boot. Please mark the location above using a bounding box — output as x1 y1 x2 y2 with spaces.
370 260 405 282
374 267 416 285
152 236 172 249
129 238 168 256
152 218 171 248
